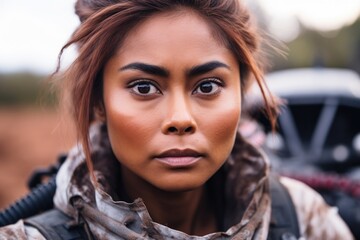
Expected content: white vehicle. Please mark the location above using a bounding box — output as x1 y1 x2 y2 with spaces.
247 68 360 173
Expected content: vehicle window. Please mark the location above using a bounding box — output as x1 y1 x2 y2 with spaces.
325 105 360 149
290 104 323 150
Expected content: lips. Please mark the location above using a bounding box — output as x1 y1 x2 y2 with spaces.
154 149 203 167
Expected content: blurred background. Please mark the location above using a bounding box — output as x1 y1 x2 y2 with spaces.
0 0 78 209
0 0 360 229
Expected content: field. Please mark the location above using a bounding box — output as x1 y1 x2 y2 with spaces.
0 108 76 209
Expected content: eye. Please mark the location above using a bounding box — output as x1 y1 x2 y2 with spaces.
193 78 223 95
128 80 161 96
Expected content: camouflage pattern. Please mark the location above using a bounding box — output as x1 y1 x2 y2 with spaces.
0 123 354 239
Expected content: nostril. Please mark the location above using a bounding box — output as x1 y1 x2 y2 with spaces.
184 126 193 133
168 127 178 133
167 126 193 134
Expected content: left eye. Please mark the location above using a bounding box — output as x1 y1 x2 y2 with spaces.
129 81 160 96
193 79 222 95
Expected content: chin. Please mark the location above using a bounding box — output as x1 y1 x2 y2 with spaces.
152 175 208 193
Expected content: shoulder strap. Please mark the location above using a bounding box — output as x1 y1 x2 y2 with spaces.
24 209 90 240
268 175 300 240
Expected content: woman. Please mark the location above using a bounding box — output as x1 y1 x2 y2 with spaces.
0 0 354 239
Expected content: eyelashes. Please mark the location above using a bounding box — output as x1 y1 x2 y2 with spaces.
127 80 161 96
127 78 224 97
193 78 223 96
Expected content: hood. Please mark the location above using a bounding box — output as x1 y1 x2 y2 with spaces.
54 122 271 239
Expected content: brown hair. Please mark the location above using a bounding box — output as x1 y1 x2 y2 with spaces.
55 0 278 178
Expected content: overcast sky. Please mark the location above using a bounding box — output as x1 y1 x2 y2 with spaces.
0 0 359 74
0 0 79 74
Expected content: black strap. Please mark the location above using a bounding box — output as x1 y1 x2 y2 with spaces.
24 209 89 240
268 175 300 240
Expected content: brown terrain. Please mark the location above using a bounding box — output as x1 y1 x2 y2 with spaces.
0 107 76 209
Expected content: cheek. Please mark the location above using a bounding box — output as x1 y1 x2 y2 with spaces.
107 112 151 146
104 92 160 162
207 106 240 145
198 97 241 158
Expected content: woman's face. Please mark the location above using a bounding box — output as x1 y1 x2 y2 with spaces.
103 10 241 191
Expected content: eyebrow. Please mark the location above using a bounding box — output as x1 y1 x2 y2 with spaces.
119 60 230 78
119 62 169 77
187 61 230 77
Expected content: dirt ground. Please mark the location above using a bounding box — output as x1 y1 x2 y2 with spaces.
0 107 76 209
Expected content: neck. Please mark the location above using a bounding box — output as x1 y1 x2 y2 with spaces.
120 167 216 235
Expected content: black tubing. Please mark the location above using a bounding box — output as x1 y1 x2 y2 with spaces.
0 177 56 227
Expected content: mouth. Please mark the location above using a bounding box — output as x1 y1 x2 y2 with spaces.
154 149 204 167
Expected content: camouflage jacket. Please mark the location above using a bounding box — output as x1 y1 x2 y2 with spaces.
0 123 354 240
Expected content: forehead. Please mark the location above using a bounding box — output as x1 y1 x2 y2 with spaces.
116 9 231 59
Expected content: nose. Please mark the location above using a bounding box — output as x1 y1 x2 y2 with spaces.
161 94 196 135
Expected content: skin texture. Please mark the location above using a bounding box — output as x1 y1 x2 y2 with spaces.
102 10 241 234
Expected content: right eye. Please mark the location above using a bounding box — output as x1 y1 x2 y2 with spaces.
128 80 161 96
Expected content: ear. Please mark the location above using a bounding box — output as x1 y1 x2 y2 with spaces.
95 103 106 122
